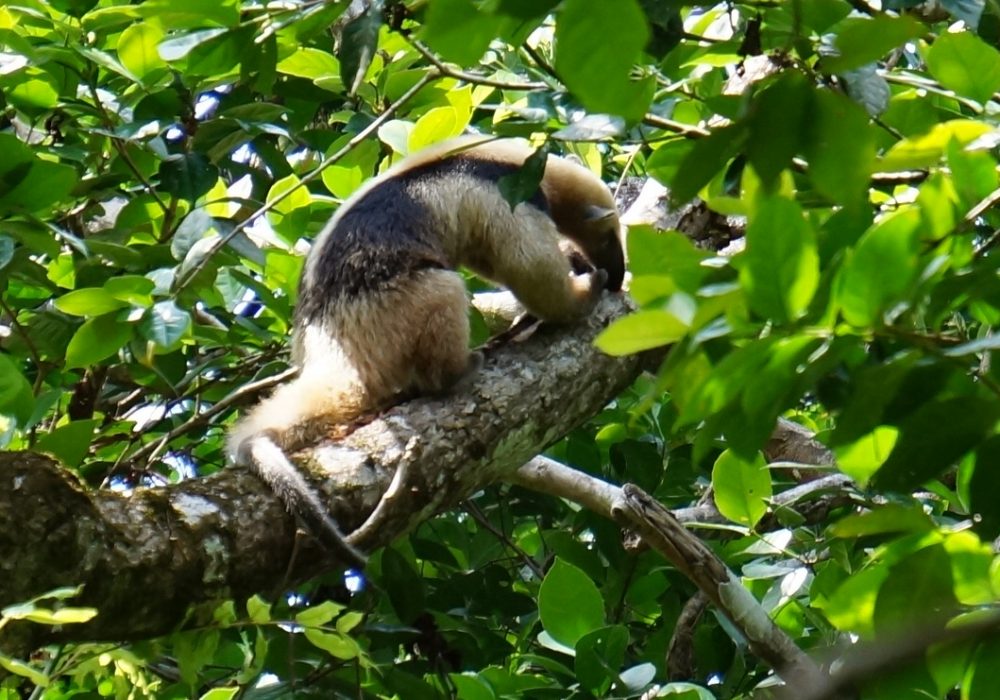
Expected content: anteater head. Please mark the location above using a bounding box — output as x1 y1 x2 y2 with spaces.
541 156 626 292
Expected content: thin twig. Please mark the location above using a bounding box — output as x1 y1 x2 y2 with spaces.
462 500 545 579
127 367 298 466
409 39 550 91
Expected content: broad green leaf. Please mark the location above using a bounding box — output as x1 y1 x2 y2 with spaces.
0 354 34 425
339 0 382 95
294 600 344 627
6 605 97 625
739 197 819 322
303 628 362 659
538 558 605 647
117 24 166 79
872 397 1000 491
880 120 992 171
943 532 994 605
381 548 426 624
594 310 688 355
0 160 77 214
874 545 957 634
627 227 709 294
158 153 219 202
830 503 933 538
138 301 191 350
925 30 1000 105
65 314 133 368
0 653 48 687
138 0 239 28
54 288 129 317
410 107 470 152
818 565 890 636
969 436 1000 538
420 0 499 65
35 419 99 468
104 276 155 307
964 636 1000 699
449 674 496 700
711 449 771 527
835 209 921 327
575 625 628 696
805 89 876 204
668 124 746 203
199 689 238 700
834 426 899 486
745 73 810 189
246 595 271 624
277 47 343 92
336 611 365 635
554 0 652 122
824 15 925 73
158 28 228 61
496 147 546 210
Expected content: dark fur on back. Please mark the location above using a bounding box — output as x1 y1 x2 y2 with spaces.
297 154 548 324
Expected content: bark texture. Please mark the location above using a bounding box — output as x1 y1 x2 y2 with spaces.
0 293 643 651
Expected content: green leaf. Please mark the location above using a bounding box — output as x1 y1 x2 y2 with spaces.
835 209 921 327
925 31 1000 104
739 197 819 322
409 106 470 151
104 275 155 307
668 124 746 203
805 89 876 204
824 15 925 73
277 47 343 92
246 595 271 624
54 288 130 317
65 314 133 369
830 503 934 538
745 73 811 189
575 625 628 695
554 0 652 122
711 449 772 527
198 689 238 700
381 548 426 624
138 301 191 350
595 310 688 355
0 354 34 426
0 160 78 215
294 600 345 627
420 0 500 65
834 426 899 486
538 558 605 647
0 653 48 687
872 397 1000 491
158 28 228 61
117 24 166 79
339 0 382 96
496 147 546 210
626 228 709 294
874 545 957 634
879 120 992 171
35 419 99 468
6 605 97 625
303 628 361 659
969 436 1000 538
818 565 889 636
158 153 219 202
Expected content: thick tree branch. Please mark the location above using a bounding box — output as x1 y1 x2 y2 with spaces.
0 294 643 652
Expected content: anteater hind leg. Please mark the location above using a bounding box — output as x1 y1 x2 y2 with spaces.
407 269 479 395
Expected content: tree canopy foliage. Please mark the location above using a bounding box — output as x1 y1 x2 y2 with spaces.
3 0 1000 698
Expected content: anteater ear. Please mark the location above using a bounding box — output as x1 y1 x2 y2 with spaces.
583 205 617 222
